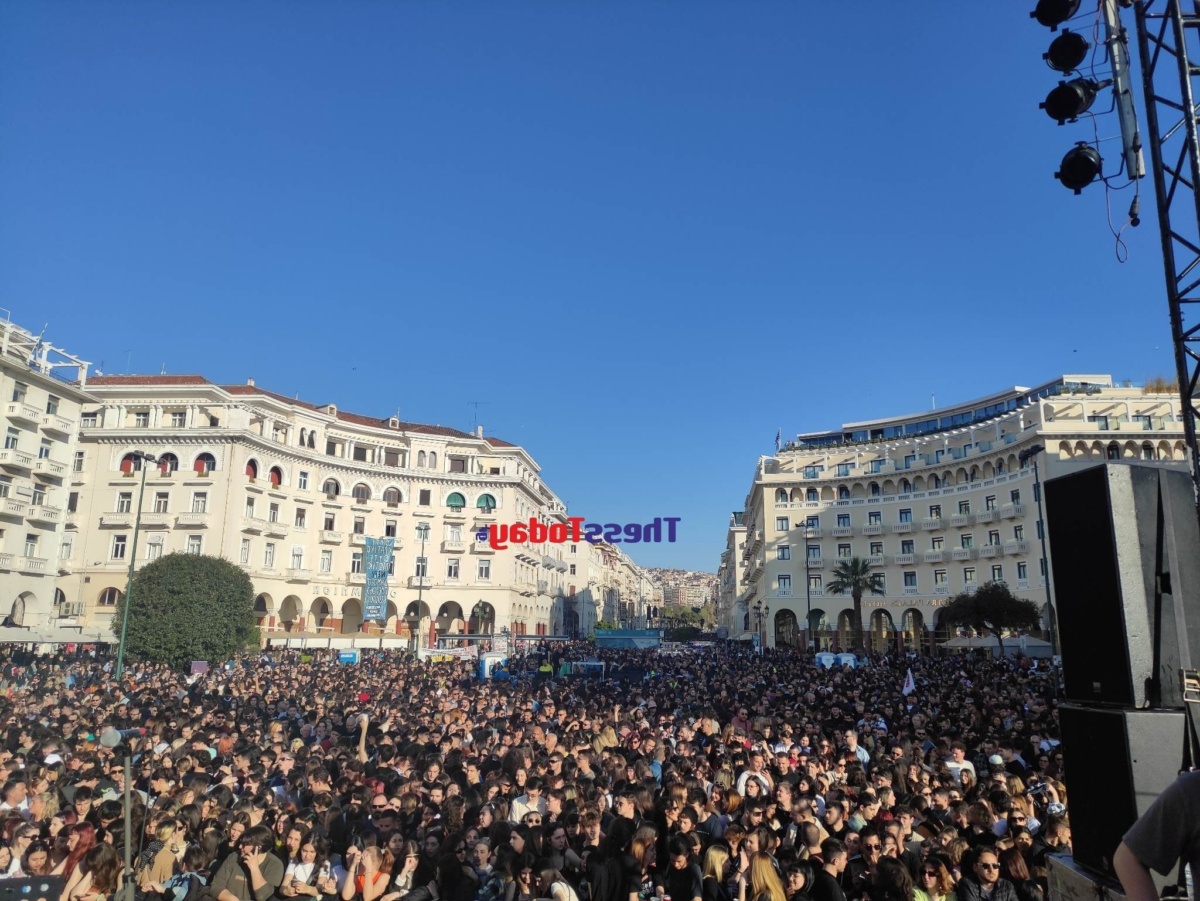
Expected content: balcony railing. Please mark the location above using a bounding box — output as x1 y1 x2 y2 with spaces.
1003 539 1030 555
861 524 883 536
34 458 66 478
978 545 1000 558
866 555 885 566
803 528 823 539
0 449 35 470
6 402 41 425
27 505 62 524
893 553 915 565
19 555 48 573
442 540 466 553
950 514 971 527
472 540 495 554
770 588 794 598
99 512 132 526
320 530 343 544
951 548 974 560
831 526 853 537
175 512 210 527
349 533 367 546
922 518 944 530
538 580 548 595
903 586 920 595
140 513 171 527
41 413 75 435
923 550 945 563
0 553 12 569
264 522 288 538
975 509 999 524
286 568 312 582
1001 504 1024 518
408 575 432 589
347 571 367 585
242 517 266 533
805 556 826 569
892 522 914 533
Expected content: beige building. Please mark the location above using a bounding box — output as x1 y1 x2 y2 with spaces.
720 375 1190 650
0 316 92 632
59 374 625 642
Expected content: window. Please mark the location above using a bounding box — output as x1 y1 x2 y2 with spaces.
384 449 401 467
81 412 98 428
38 439 51 459
958 500 970 514
1036 521 1044 540
23 534 38 557
961 534 974 548
323 513 336 531
388 555 396 576
870 541 883 555
838 544 852 557
448 524 462 542
414 556 428 578
240 539 250 564
134 412 149 428
934 569 947 584
46 396 60 415
11 383 26 403
450 458 466 473
268 503 280 523
903 572 917 588
1040 558 1047 577
323 479 340 498
298 471 309 490
447 492 466 511
1087 414 1110 429
478 559 491 580
67 492 78 513
384 488 401 507
807 544 821 559
569 564 576 575
153 493 169 513
570 544 577 554
98 587 120 607
1014 525 1024 540
31 487 45 506
836 463 851 477
73 451 85 473
988 530 1000 545
778 545 791 560
111 535 128 560
192 492 208 513
116 493 132 513
295 508 306 529
837 513 850 527
170 411 186 428
868 511 881 525
809 574 823 590
901 539 914 554
806 515 819 530
353 517 365 535
187 535 202 555
4 429 18 450
352 483 370 503
159 453 178 473
146 538 163 561
873 575 886 594
385 519 397 538
778 575 792 592
870 482 881 496
419 489 431 507
194 453 216 474
932 536 944 549
352 446 369 462
1010 489 1021 504
1017 562 1029 580
806 488 819 502
991 565 1003 582
775 516 789 532
803 465 822 478
264 543 276 567
838 486 850 500
320 550 332 573
899 509 912 523
964 567 976 584
776 488 788 503
929 504 941 518
60 533 74 561
291 548 304 570
985 495 997 511
477 493 496 512
447 558 460 580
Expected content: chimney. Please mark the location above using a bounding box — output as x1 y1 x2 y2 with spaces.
247 377 255 387
476 425 483 438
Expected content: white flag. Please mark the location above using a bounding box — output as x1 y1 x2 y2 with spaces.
901 668 915 696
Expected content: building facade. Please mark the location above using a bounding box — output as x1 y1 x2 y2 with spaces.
59 375 644 642
0 317 91 631
720 375 1189 650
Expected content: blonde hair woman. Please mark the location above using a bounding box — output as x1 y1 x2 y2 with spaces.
736 852 785 901
701 845 732 901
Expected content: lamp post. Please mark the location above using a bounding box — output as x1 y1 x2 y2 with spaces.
415 523 429 647
752 599 769 649
1018 444 1059 658
115 451 159 681
799 521 813 653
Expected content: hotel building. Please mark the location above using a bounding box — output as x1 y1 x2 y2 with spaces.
717 374 1189 650
58 374 643 642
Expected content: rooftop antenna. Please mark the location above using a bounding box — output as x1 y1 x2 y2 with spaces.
160 362 167 375
124 349 132 373
467 400 491 432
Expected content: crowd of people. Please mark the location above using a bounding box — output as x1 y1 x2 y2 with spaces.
0 642 1072 901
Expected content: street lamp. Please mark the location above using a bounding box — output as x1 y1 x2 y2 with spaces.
798 520 814 653
415 523 430 647
115 451 159 680
1018 444 1059 657
752 599 769 648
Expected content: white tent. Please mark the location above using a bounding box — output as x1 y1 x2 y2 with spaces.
938 635 1053 658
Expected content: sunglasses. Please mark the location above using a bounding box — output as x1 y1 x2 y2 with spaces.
979 863 1000 871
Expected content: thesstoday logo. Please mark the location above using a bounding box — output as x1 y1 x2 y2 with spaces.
476 517 680 550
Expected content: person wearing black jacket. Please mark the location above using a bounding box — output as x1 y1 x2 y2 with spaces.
955 850 1019 901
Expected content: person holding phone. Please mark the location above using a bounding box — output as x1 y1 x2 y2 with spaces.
210 825 285 901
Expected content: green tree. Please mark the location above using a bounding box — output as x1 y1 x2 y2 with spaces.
112 553 258 667
827 557 884 653
940 580 1042 657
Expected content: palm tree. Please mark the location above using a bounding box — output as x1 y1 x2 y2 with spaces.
827 556 885 653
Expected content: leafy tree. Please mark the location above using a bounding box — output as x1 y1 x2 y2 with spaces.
940 580 1042 657
112 553 258 667
827 557 884 652
595 620 620 631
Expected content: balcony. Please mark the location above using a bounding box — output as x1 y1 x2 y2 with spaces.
1016 580 1031 590
861 524 883 536
922 518 943 531
264 521 288 539
347 571 367 585
746 561 764 583
746 530 764 555
34 458 66 479
893 553 915 565
950 514 971 527
442 539 466 553
951 548 974 560
517 580 537 597
242 517 267 534
27 504 61 525
408 575 432 589
320 530 343 544
0 449 35 471
348 532 367 546
934 585 951 595
891 522 914 534
805 556 826 569
978 544 1000 559
538 580 548 595
866 555 885 566
923 550 945 563
903 586 920 596
803 528 824 540
41 413 75 436
1004 539 1030 555
975 510 999 524
19 556 48 574
0 553 11 569
1000 504 1024 518
139 512 170 527
99 512 132 527
472 540 495 554
6 402 41 426
540 555 555 568
286 568 312 582
831 526 853 538
175 513 210 527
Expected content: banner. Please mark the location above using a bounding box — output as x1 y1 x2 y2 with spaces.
902 668 916 696
362 537 395 622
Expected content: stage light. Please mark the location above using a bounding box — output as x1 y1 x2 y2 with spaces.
1041 78 1105 124
1055 143 1102 193
1045 30 1089 72
1032 0 1081 31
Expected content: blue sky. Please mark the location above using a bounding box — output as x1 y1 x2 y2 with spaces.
0 2 1173 571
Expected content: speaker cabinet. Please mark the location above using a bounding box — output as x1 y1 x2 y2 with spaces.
1058 704 1183 877
1044 463 1200 708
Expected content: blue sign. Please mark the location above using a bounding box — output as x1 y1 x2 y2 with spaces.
363 537 395 621
338 650 360 665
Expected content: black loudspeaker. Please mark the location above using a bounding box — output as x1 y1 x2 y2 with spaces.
1044 463 1200 708
1058 704 1183 877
